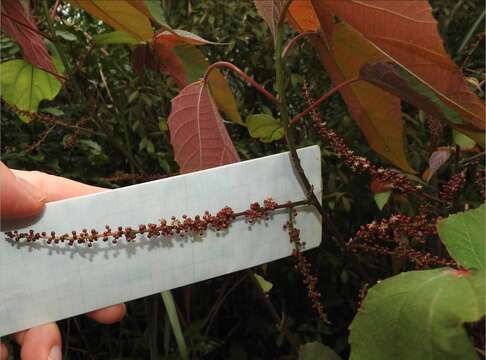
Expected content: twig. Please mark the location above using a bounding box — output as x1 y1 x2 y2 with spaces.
282 31 320 58
50 0 61 18
459 151 485 166
2 102 99 135
204 272 249 335
25 125 56 153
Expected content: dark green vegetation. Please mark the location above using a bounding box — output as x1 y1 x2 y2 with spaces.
1 0 485 359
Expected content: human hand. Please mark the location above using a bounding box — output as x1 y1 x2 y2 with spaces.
0 162 126 360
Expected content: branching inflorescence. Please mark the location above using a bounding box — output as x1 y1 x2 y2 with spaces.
286 210 328 323
348 214 457 269
4 199 307 247
439 170 467 207
302 84 421 194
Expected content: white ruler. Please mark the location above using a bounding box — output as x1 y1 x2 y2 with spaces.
0 146 322 336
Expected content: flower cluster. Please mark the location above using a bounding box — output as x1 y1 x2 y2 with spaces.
4 198 284 247
287 218 328 323
348 214 456 268
439 170 466 207
303 84 420 194
426 116 445 147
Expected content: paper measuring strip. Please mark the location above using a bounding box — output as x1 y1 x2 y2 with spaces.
0 146 322 336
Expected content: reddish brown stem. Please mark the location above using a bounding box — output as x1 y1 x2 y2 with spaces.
204 61 279 104
50 0 61 18
289 77 360 127
282 31 320 58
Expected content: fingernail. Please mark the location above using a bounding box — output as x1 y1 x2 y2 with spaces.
48 345 62 360
16 177 46 203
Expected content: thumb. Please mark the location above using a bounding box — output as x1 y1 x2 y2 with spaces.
0 162 46 219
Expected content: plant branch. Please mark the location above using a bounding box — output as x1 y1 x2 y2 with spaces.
282 31 320 58
459 151 485 166
50 0 61 18
274 21 325 217
203 61 278 104
289 77 360 127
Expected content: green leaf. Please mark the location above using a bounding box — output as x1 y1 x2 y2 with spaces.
254 274 273 293
143 0 170 28
159 118 168 131
40 107 64 116
93 31 139 46
453 130 476 149
299 342 341 360
172 44 207 83
246 114 284 143
55 30 77 41
0 59 61 122
437 205 485 269
349 268 485 360
373 191 391 211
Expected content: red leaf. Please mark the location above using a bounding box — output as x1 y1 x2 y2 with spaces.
168 81 240 173
254 0 288 40
316 0 485 129
1 0 56 74
288 3 414 173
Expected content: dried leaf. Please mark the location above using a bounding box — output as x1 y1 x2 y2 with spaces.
1 0 56 74
68 0 153 41
422 148 451 182
254 0 288 40
168 81 240 173
316 0 485 131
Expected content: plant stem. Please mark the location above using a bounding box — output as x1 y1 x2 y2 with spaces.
274 22 325 216
161 291 189 360
282 31 320 58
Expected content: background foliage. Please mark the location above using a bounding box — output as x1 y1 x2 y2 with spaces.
1 0 485 359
